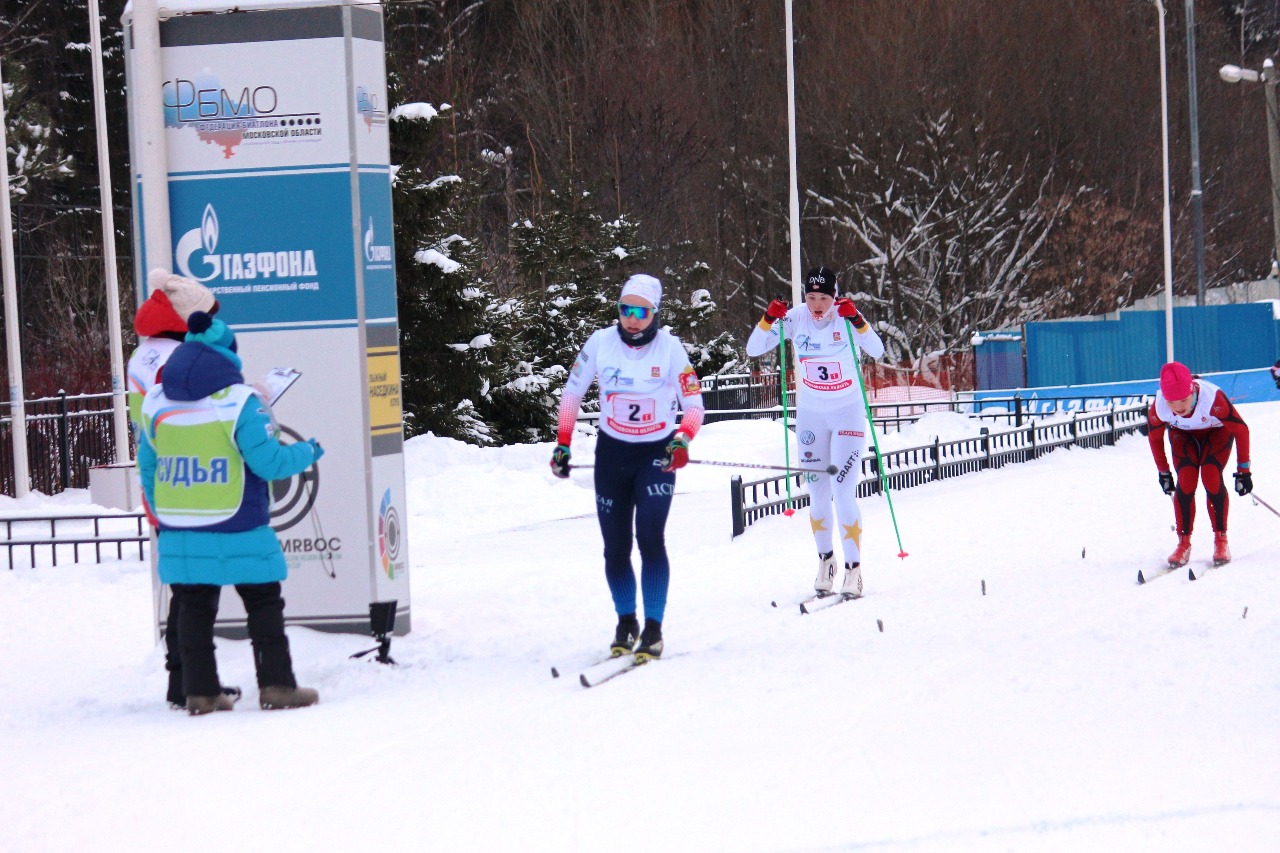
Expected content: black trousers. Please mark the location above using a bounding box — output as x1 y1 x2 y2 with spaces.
170 582 298 697
164 593 184 705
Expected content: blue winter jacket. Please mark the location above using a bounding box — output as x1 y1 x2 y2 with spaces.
137 341 318 586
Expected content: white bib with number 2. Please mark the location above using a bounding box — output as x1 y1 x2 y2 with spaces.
607 393 664 436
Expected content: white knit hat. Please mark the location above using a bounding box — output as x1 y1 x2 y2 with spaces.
620 273 662 308
148 269 215 322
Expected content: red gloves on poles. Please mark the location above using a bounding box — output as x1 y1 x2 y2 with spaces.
835 298 865 326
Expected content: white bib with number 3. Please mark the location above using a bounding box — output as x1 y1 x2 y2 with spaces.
802 359 853 392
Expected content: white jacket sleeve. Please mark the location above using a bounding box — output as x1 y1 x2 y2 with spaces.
746 315 784 358
669 341 706 438
854 322 885 359
562 331 601 398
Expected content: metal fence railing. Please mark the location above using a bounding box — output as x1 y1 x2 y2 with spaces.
2 513 148 569
1 392 122 497
730 400 1151 537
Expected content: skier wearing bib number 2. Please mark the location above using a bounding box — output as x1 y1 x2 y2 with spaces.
550 274 706 661
745 267 885 598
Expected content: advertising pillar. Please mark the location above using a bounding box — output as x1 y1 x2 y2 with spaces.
123 0 410 636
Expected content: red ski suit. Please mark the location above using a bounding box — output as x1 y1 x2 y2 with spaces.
1147 379 1250 535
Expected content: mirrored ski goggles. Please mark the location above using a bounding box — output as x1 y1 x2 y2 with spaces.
617 302 655 321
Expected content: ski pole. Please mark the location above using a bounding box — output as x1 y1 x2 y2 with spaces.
846 316 908 559
1251 492 1280 519
776 314 795 516
571 459 835 475
687 459 837 475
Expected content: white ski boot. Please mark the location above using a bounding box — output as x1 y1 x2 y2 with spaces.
840 562 863 598
814 551 836 594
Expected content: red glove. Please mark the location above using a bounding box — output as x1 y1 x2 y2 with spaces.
764 299 789 321
661 432 691 472
835 298 861 319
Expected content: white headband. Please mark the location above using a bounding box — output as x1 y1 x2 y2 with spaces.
620 274 662 308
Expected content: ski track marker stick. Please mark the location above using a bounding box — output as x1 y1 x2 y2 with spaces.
846 316 908 559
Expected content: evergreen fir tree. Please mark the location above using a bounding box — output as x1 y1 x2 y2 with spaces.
389 103 497 444
654 261 742 377
479 190 648 443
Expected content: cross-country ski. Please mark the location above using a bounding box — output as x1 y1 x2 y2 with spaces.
798 591 861 614
1137 565 1179 584
576 654 660 688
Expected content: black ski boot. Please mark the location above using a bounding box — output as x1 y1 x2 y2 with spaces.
611 613 639 657
635 618 664 661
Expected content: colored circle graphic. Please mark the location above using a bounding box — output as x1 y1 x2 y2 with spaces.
378 488 401 578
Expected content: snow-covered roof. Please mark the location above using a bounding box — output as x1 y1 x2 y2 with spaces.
123 0 374 19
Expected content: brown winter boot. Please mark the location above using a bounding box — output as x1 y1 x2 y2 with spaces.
1167 535 1192 568
1212 532 1231 566
186 693 235 716
259 685 319 710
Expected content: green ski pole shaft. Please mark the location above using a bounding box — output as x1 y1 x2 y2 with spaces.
777 317 794 512
846 317 908 559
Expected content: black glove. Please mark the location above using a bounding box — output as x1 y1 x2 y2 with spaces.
1234 470 1253 496
550 444 571 479
1158 471 1175 495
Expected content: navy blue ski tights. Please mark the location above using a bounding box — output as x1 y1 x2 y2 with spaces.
593 431 675 623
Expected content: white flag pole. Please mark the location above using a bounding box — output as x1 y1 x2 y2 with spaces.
784 0 802 305
88 0 131 463
0 60 31 497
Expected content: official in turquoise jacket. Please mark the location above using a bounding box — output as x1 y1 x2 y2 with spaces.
137 311 324 715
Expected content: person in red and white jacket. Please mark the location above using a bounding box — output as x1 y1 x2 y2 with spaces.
1147 362 1252 567
549 274 705 661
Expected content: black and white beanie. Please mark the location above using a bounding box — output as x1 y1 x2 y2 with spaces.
805 267 837 297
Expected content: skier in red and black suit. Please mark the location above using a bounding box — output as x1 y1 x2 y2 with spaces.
1147 362 1252 567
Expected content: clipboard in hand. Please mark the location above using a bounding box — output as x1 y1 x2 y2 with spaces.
258 368 302 405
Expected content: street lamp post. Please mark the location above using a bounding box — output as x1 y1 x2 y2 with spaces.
1219 59 1280 275
1154 1 1176 363
1184 0 1207 304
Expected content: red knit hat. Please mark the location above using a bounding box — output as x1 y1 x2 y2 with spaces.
1159 361 1194 400
133 288 187 337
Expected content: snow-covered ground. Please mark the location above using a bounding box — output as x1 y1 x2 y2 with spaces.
2 406 1278 852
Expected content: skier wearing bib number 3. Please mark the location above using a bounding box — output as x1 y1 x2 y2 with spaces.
550 274 706 662
745 267 885 598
